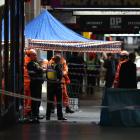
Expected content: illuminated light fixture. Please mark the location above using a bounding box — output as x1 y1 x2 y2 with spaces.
73 10 140 15
105 34 140 37
0 0 4 6
55 8 140 10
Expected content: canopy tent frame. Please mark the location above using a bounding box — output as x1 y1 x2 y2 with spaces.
27 39 122 53
24 10 122 53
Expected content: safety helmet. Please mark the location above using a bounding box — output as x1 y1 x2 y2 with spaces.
29 49 37 55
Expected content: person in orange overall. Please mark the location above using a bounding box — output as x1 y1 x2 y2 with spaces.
23 50 32 117
61 56 74 113
113 50 129 88
48 54 74 113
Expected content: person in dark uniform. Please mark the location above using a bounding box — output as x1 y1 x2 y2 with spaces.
103 53 118 88
118 52 137 89
46 55 67 120
27 49 44 123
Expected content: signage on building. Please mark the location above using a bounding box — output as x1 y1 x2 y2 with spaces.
78 15 140 33
53 12 76 23
50 0 140 8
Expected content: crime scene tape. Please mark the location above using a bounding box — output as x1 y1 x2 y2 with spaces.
1 89 140 111
0 89 53 104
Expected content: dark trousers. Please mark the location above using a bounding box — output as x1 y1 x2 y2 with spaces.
30 81 42 118
105 75 115 88
46 83 63 119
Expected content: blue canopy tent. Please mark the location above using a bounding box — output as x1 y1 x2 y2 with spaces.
2 10 120 52
25 10 90 41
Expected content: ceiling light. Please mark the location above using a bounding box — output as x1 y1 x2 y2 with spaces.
73 10 140 15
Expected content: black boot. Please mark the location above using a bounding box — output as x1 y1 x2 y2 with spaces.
58 117 67 120
51 104 55 113
65 106 74 113
37 115 44 120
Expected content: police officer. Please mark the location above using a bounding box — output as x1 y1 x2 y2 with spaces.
27 49 44 123
46 55 67 120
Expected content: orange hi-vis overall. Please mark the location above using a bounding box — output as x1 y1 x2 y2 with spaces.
61 57 70 107
113 59 127 88
24 56 31 116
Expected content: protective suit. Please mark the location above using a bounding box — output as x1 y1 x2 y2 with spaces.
61 57 70 107
113 50 129 88
23 50 31 117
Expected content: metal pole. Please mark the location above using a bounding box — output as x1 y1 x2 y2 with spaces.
19 0 25 97
0 6 4 90
0 0 25 127
0 5 4 127
4 0 10 91
10 0 16 92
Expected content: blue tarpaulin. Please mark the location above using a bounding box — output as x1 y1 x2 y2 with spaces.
25 10 90 41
